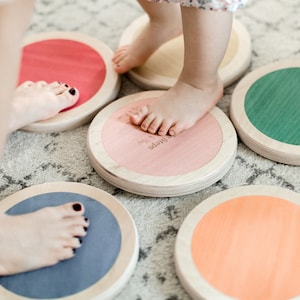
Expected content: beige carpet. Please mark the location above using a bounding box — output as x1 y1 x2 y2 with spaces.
0 0 300 299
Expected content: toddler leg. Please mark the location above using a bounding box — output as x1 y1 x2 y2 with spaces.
130 6 233 136
112 0 182 74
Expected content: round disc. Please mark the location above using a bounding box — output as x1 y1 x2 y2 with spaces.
230 60 300 165
87 90 237 197
118 15 251 90
175 185 300 300
0 182 138 300
19 31 120 132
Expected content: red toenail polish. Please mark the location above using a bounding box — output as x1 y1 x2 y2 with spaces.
72 203 82 211
69 88 76 95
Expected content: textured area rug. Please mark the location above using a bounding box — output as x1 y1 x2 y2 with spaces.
0 0 300 299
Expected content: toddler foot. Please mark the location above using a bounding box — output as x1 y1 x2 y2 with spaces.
0 202 89 275
112 18 182 74
130 78 223 136
9 81 79 132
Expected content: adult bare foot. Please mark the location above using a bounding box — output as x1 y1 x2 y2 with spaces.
0 202 89 275
112 13 182 74
130 77 224 136
9 81 79 132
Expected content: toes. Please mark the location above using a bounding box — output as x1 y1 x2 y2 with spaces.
168 128 177 137
18 81 34 88
50 82 70 95
66 236 83 249
71 224 88 238
112 51 123 64
129 105 174 135
169 118 197 136
71 203 84 213
158 120 174 136
168 123 186 136
140 112 156 132
35 80 48 87
56 87 79 110
112 46 130 73
61 223 89 259
147 116 163 134
112 51 124 65
113 62 128 74
112 46 128 64
129 105 149 126
49 81 63 89
57 247 77 262
58 202 85 217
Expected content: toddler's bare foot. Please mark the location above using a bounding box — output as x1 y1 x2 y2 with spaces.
112 17 182 74
130 78 223 136
0 202 89 275
9 81 79 132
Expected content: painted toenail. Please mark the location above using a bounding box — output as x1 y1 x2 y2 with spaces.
72 203 82 211
69 88 76 95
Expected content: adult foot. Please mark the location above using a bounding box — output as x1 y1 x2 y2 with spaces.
0 202 89 275
112 18 182 74
130 78 223 136
9 81 79 132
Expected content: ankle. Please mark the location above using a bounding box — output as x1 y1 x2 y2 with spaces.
179 74 223 92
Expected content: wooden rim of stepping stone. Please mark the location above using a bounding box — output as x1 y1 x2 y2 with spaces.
0 182 138 300
19 31 120 132
118 15 251 90
230 59 300 165
175 185 300 300
87 90 237 197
